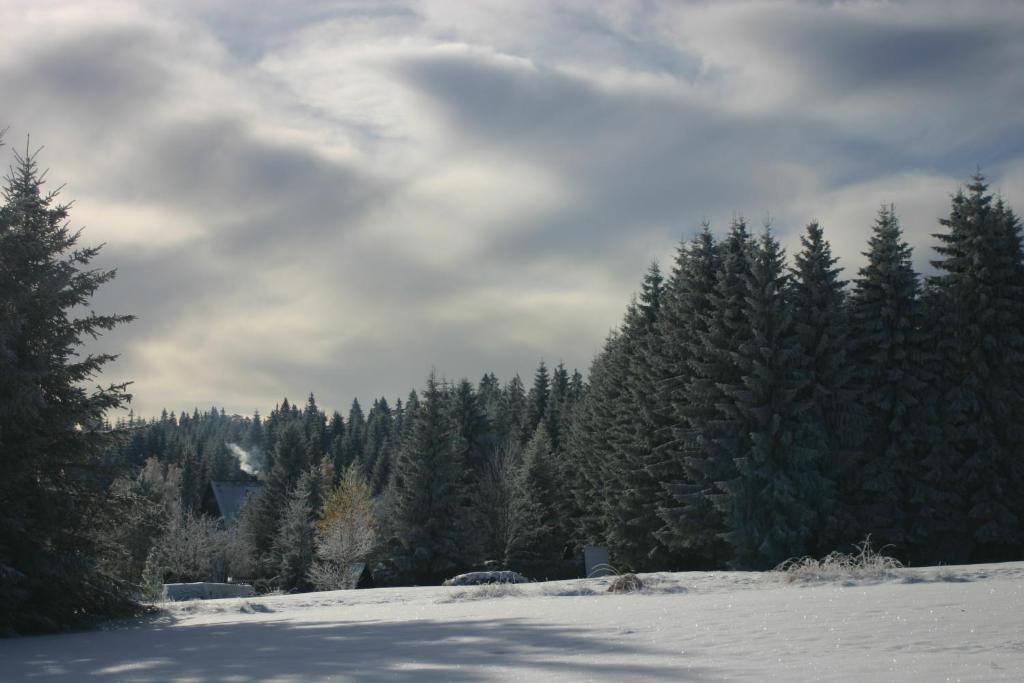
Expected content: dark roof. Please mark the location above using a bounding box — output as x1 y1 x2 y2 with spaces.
208 481 262 524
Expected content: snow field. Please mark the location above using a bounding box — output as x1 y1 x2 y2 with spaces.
1 562 1022 682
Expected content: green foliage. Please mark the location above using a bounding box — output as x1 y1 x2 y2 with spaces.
507 425 563 576
848 206 929 554
0 142 137 633
651 228 722 567
272 468 319 592
387 373 470 582
715 230 831 569
923 175 1024 560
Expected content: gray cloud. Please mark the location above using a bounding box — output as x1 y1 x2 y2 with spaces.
0 26 170 123
392 51 880 258
2 0 1022 418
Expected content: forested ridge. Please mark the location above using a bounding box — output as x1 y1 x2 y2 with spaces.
2 134 1022 634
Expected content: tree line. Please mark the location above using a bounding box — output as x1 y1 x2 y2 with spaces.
105 360 586 592
110 173 1024 597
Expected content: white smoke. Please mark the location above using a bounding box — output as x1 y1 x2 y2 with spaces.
227 442 260 475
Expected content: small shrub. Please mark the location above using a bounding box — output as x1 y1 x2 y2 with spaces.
607 573 643 593
239 601 274 614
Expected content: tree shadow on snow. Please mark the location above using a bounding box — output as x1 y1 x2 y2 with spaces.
1 615 713 681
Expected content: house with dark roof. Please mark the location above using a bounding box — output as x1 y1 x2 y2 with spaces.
202 480 262 525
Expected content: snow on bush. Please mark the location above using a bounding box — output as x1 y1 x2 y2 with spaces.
606 573 643 592
442 570 528 586
772 538 903 584
142 511 228 597
437 581 525 603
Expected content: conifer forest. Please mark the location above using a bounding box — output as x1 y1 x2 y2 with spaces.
2 121 1022 635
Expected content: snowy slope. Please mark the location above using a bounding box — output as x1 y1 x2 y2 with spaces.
2 562 1023 682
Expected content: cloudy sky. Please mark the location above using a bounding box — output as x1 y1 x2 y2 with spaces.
3 0 1023 418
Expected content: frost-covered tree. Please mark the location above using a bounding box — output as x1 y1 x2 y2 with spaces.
142 511 226 592
309 465 376 591
473 441 522 566
272 468 320 592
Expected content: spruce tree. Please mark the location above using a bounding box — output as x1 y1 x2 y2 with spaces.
507 425 563 577
342 399 366 471
248 424 309 560
651 228 720 567
361 398 393 481
450 379 492 472
272 468 318 592
667 220 753 567
562 333 631 549
789 221 852 552
387 373 468 582
925 175 1023 560
303 393 326 455
848 206 929 554
327 411 346 483
524 361 551 442
604 263 672 570
497 375 528 447
0 142 136 632
716 230 828 569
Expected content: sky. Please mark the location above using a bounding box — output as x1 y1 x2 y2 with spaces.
2 0 1023 419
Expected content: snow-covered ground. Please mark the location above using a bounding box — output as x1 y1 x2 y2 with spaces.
3 562 1023 681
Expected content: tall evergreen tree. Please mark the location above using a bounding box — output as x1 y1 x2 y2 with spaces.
669 220 754 567
247 424 309 559
507 425 563 577
604 263 672 570
789 221 852 553
303 393 326 455
272 468 319 592
387 373 468 581
524 361 551 442
716 230 829 569
562 334 631 549
450 379 492 473
498 375 528 447
342 399 366 472
652 228 720 566
543 363 571 450
925 175 1024 560
848 206 929 555
0 142 136 633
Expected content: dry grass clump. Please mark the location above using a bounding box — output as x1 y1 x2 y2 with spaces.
772 538 903 584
